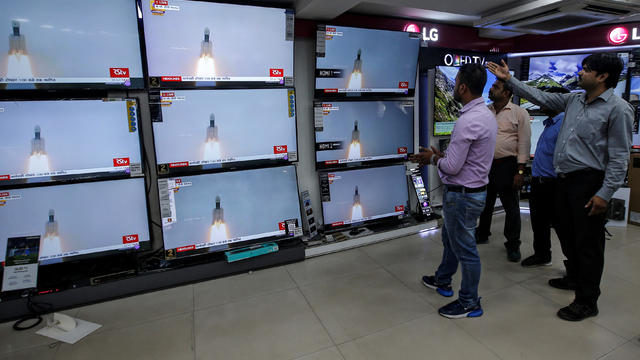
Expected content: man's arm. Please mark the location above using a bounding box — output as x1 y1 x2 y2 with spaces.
595 101 634 202
486 60 569 113
437 119 473 175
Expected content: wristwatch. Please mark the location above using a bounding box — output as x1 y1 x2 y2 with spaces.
518 169 524 175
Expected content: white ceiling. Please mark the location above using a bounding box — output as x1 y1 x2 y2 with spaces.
290 0 640 38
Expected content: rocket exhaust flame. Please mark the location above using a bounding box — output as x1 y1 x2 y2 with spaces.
196 27 215 77
346 120 362 159
208 196 230 244
41 209 62 257
347 49 363 89
351 186 364 221
6 20 34 78
203 113 222 160
28 125 50 173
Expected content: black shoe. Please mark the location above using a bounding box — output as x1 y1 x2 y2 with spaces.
557 302 598 321
548 277 577 290
475 233 489 244
521 255 552 268
507 249 521 262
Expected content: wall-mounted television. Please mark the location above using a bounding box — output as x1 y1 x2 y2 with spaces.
142 0 294 89
522 52 629 112
0 99 143 187
529 115 547 157
314 100 413 169
315 25 420 97
0 178 150 265
151 88 297 175
0 0 144 90
630 76 640 102
158 165 302 259
319 164 409 232
433 66 507 136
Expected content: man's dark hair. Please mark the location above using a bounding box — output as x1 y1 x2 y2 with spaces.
458 63 486 97
498 79 513 97
582 53 623 89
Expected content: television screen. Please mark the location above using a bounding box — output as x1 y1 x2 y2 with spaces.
522 53 629 112
433 66 507 136
0 0 144 90
0 99 143 187
529 116 547 157
630 76 640 102
320 164 409 230
152 89 297 175
142 0 294 89
159 165 302 259
314 100 413 169
315 25 420 96
0 178 150 265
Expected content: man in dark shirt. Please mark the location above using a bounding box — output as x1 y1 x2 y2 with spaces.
521 87 569 268
488 54 633 321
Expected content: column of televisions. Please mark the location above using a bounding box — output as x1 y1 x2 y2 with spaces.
141 0 303 260
0 0 152 270
313 25 421 235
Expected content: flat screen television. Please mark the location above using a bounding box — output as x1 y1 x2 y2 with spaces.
141 0 294 89
315 25 420 97
522 52 629 112
433 66 508 136
529 115 547 157
0 0 144 90
151 88 297 175
158 165 302 259
314 100 414 169
319 164 409 231
0 178 150 265
630 76 640 102
0 99 143 187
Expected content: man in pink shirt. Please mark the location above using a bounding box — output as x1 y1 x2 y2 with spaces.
411 63 497 318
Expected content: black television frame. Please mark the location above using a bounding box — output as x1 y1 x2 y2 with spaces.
313 98 415 170
314 24 420 99
317 163 411 233
0 96 147 190
157 164 304 260
137 0 295 90
148 87 300 178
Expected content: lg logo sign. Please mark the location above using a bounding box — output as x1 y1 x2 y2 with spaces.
608 27 640 45
403 24 439 42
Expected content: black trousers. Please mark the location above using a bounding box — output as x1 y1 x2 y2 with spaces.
555 169 606 307
477 156 521 250
529 177 557 260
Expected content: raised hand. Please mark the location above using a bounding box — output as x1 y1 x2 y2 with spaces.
486 60 511 82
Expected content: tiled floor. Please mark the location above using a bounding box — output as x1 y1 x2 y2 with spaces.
2 213 640 360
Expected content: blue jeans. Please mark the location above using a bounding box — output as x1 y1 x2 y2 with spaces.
435 186 486 307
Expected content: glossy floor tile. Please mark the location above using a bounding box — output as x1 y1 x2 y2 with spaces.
194 288 333 360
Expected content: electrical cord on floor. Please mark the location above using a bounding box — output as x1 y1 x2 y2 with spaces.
13 290 52 331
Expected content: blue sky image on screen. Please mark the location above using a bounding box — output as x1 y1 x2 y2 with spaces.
322 165 408 225
0 0 143 86
0 100 141 183
153 89 296 165
316 101 413 162
523 53 628 111
0 178 149 263
162 166 301 250
142 0 292 78
316 26 419 91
